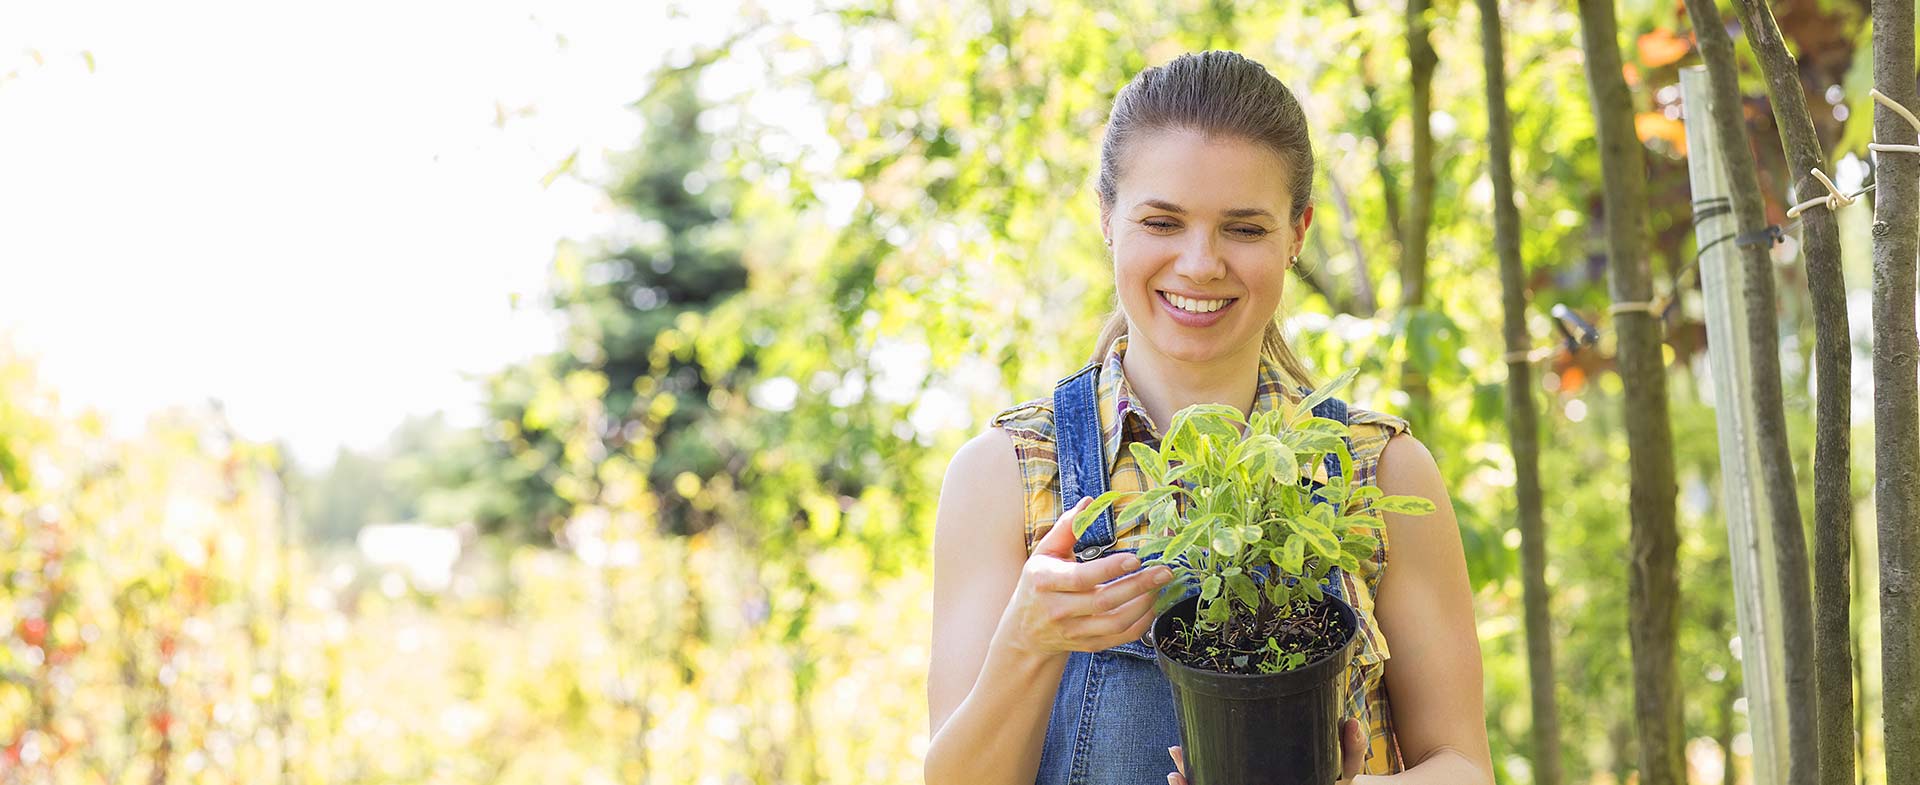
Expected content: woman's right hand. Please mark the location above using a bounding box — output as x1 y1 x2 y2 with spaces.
998 496 1175 657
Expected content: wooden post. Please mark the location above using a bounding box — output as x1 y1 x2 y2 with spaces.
1679 65 1789 785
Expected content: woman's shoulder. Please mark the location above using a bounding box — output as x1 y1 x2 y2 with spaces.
989 396 1056 442
1341 403 1412 464
1345 404 1410 435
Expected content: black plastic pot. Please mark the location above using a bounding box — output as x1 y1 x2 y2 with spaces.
1151 592 1360 785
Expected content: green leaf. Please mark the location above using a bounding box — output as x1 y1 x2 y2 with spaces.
1374 495 1438 515
1211 525 1243 557
1201 574 1222 601
1074 488 1136 538
1227 573 1259 611
1286 430 1347 454
1166 518 1209 558
1292 515 1341 560
1182 403 1246 426
1340 513 1388 530
1341 534 1382 560
1234 434 1288 480
1280 535 1307 574
1292 367 1358 425
1163 462 1201 484
1149 498 1179 533
1130 441 1168 484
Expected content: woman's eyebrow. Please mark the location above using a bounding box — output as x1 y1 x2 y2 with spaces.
1137 198 1275 219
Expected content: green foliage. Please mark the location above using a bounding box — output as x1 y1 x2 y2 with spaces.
4 0 1899 782
1079 369 1435 671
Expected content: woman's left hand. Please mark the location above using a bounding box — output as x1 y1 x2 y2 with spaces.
1167 717 1366 785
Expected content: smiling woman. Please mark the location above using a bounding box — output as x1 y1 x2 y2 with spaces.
924 50 1494 785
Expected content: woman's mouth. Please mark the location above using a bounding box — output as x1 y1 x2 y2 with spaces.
1157 290 1237 327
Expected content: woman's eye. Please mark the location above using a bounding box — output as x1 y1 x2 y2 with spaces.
1139 220 1265 237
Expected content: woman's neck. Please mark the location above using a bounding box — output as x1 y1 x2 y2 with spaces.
1120 334 1264 434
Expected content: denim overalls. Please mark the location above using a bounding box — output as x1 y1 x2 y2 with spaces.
1034 361 1354 785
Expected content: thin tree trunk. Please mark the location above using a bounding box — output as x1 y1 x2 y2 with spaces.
1853 531 1870 785
1401 0 1436 421
1870 0 1920 778
1479 3 1561 785
1299 244 1358 315
1327 169 1379 313
1726 6 1855 785
1574 7 1684 785
1684 5 1822 785
1719 604 1741 785
1342 0 1405 255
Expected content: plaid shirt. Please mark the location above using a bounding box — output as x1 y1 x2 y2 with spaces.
990 332 1414 774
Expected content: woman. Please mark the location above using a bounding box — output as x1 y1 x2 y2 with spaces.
925 50 1492 785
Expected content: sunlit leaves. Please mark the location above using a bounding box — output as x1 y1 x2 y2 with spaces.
1107 365 1439 648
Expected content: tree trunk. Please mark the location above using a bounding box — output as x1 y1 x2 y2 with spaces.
1719 607 1741 785
1574 7 1684 785
1327 169 1379 314
1400 0 1436 423
1725 6 1855 785
1683 5 1822 785
1342 0 1405 259
1479 3 1562 785
1853 532 1869 785
1870 0 1920 778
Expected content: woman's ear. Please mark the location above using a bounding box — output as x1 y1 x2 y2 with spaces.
1291 205 1314 258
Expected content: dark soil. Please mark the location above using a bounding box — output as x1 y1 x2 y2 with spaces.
1158 595 1351 675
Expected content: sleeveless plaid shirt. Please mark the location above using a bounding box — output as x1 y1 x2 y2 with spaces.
990 332 1414 774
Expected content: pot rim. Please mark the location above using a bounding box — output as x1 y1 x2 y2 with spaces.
1151 592 1359 696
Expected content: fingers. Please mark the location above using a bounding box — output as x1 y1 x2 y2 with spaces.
1340 717 1365 781
1040 549 1142 592
1069 574 1165 635
1168 745 1187 784
1032 497 1091 559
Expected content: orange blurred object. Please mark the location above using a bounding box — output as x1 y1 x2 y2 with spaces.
1637 29 1693 67
1636 112 1689 155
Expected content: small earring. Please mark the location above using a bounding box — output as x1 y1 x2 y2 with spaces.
1289 255 1299 266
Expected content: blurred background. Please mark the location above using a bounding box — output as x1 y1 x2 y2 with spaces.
0 0 1896 783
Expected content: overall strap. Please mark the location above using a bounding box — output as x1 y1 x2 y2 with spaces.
1306 389 1355 603
1053 361 1117 561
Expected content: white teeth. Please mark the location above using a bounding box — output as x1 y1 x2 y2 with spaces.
1164 292 1230 313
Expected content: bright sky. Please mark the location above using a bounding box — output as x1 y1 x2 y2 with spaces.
0 0 731 470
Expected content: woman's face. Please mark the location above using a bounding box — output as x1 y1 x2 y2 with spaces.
1102 128 1309 366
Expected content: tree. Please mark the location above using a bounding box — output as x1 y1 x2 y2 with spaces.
1477 2 1561 784
1574 4 1684 785
1681 3 1820 783
1869 0 1920 776
1725 3 1854 784
1400 0 1437 425
461 60 757 542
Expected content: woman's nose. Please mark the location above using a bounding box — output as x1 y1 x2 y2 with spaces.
1173 230 1226 282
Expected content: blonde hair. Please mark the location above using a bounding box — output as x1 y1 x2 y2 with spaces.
1090 50 1318 388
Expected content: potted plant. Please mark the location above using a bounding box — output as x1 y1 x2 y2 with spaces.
1077 369 1436 785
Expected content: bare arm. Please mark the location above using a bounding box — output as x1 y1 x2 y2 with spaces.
1360 433 1494 785
924 427 1064 785
925 427 1169 785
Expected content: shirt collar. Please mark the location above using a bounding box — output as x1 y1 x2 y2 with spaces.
1094 332 1300 469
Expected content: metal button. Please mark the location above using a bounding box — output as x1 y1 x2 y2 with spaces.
1076 543 1108 560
